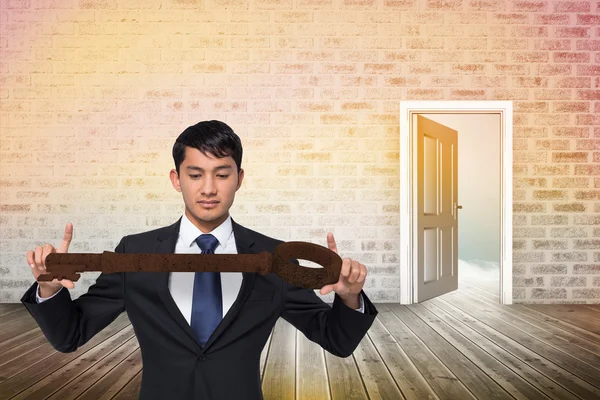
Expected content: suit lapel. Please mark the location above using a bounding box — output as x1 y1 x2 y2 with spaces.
153 216 259 353
153 217 199 351
201 217 259 350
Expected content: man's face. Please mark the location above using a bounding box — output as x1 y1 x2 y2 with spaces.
170 146 244 233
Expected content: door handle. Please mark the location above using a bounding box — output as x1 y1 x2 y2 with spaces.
454 203 462 220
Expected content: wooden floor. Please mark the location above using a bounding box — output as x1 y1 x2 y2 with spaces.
1 281 600 399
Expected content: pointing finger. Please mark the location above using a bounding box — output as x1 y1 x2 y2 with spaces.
58 222 73 253
327 232 338 254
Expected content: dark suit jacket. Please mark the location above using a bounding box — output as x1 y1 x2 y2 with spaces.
21 217 378 399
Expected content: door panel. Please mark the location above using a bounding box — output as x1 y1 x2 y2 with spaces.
441 142 453 215
415 114 459 302
441 226 453 277
424 136 437 215
424 228 437 283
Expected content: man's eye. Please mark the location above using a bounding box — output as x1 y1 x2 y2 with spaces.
189 175 228 178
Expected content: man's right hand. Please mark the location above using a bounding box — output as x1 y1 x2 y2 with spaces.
26 222 76 298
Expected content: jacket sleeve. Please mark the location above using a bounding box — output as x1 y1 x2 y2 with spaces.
279 259 378 358
20 237 127 353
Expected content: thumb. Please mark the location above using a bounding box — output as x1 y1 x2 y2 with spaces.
320 284 335 295
60 279 75 289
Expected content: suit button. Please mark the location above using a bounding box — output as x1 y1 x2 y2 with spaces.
199 354 207 361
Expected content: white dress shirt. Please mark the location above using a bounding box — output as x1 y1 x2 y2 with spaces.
36 214 365 317
170 212 243 323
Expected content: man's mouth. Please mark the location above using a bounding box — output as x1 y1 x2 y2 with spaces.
199 201 219 209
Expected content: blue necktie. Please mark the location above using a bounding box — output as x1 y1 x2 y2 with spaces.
191 234 222 347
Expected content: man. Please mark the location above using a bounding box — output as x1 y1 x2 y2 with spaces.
21 120 378 399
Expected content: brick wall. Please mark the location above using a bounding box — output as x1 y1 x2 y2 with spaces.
1 0 599 303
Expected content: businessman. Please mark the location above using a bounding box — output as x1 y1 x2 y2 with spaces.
21 120 378 399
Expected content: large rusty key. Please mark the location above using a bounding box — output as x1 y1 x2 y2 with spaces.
39 241 342 289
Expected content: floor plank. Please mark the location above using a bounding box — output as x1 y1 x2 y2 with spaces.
261 317 296 400
366 315 438 400
0 308 33 330
325 345 368 400
583 305 600 313
111 370 142 400
296 331 330 400
0 304 22 317
77 348 142 400
377 304 476 400
0 327 44 358
260 329 273 381
525 304 600 335
45 336 140 400
0 331 48 368
352 332 404 399
389 304 512 400
0 313 39 343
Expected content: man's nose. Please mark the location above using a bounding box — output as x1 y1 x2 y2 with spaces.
201 177 217 194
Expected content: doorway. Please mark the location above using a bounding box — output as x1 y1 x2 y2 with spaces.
399 101 513 305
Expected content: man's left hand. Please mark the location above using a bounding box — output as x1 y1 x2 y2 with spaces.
319 232 367 309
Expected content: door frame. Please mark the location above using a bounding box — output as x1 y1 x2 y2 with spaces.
399 101 513 305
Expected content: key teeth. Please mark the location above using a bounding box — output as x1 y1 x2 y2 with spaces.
59 273 80 282
37 273 53 282
67 273 81 282
36 272 81 282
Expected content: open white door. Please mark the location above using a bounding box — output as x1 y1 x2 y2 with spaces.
400 101 512 305
415 115 459 302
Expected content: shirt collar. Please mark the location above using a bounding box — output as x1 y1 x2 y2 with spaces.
180 212 232 251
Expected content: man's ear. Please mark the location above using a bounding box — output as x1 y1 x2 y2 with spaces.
170 169 181 192
236 168 244 191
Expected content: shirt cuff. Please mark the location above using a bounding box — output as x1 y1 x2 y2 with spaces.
354 293 365 313
35 283 63 303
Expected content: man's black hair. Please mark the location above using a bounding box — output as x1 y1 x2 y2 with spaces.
172 120 243 176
